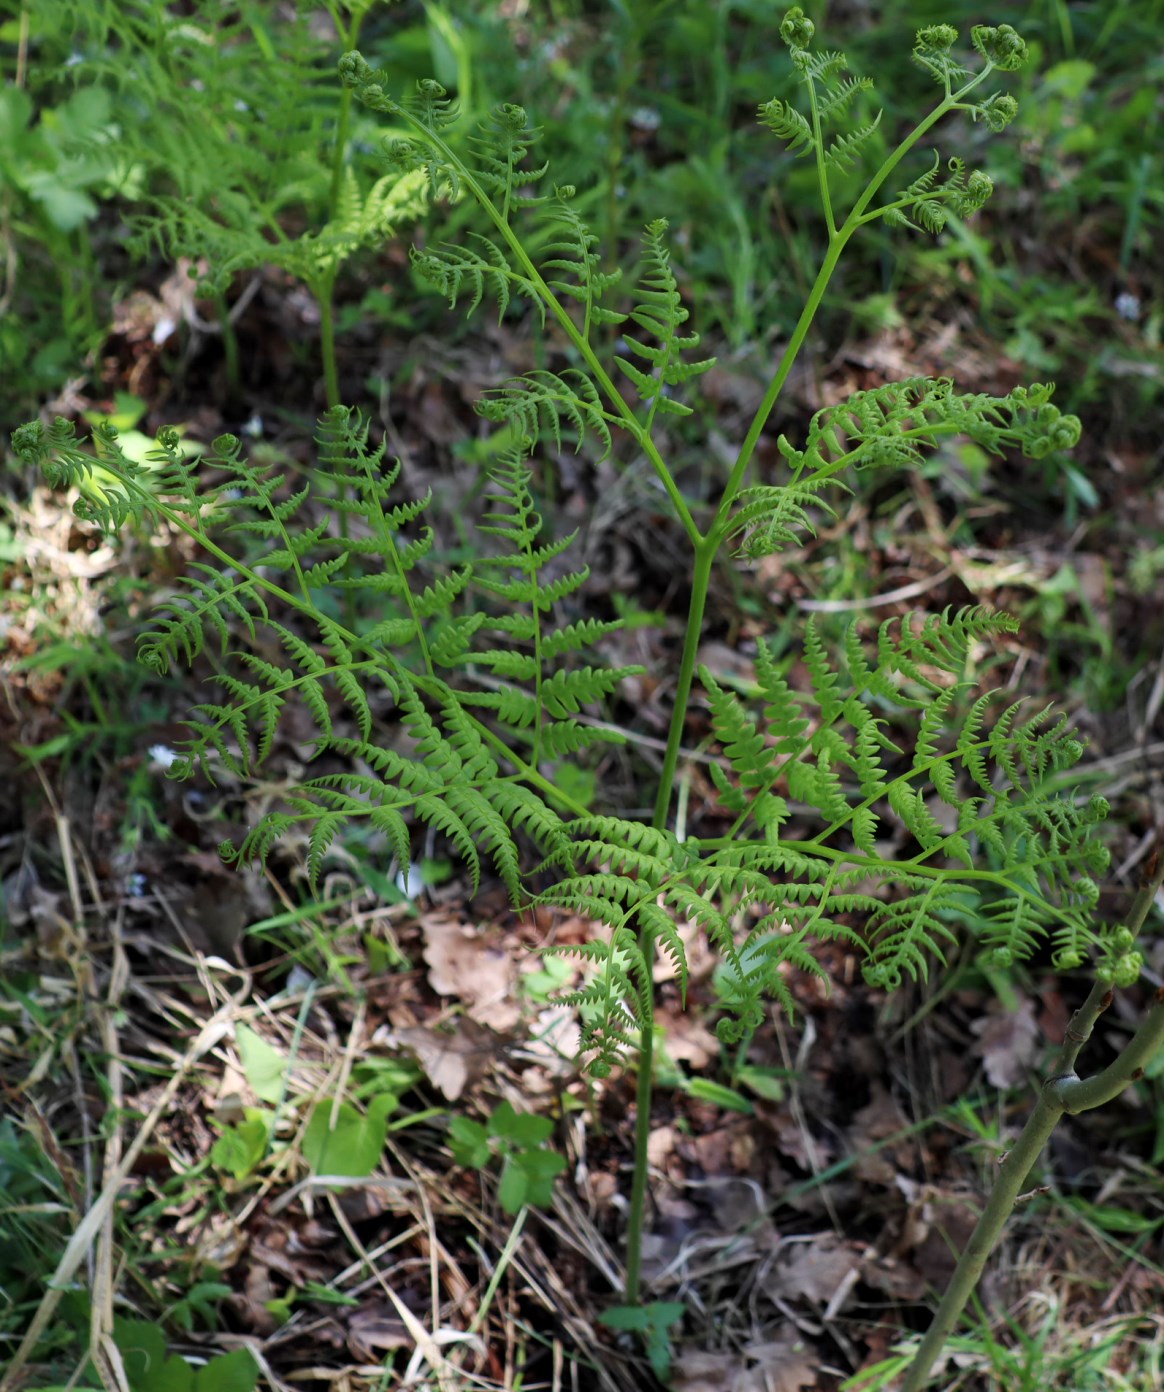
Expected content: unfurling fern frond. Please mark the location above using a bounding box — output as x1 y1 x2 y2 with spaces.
756 97 815 156
467 102 549 216
726 380 1079 560
615 220 715 425
879 155 995 234
760 32 882 184
912 24 972 89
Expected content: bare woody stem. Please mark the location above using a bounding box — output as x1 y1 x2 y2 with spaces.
901 850 1164 1392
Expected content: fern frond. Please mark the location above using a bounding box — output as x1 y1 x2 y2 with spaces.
615 220 715 425
781 377 1081 480
692 610 1103 988
800 49 851 83
540 188 626 338
757 96 815 155
412 235 541 323
467 102 549 216
824 112 883 173
727 473 842 555
477 369 614 459
817 74 875 123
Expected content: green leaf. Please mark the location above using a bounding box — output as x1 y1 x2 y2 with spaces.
302 1093 397 1177
194 1350 258 1392
449 1116 491 1169
210 1115 269 1181
734 1064 790 1101
151 1356 196 1392
112 1319 168 1390
489 1101 554 1147
683 1078 754 1114
497 1155 529 1213
235 1023 287 1103
495 1148 566 1212
512 1148 567 1208
599 1302 686 1378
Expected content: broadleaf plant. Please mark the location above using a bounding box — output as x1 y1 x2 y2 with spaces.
17 12 1156 1386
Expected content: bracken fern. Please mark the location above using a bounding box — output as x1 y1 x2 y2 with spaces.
16 8 1126 1329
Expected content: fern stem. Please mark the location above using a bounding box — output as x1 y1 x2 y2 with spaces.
316 273 341 411
469 721 594 819
652 540 716 831
312 271 354 625
624 993 656 1307
902 852 1164 1391
328 8 364 215
805 73 837 240
381 107 703 547
213 287 242 396
848 68 994 229
713 67 997 527
713 232 848 535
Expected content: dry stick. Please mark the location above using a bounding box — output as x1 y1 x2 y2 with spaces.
900 849 1164 1392
0 969 252 1392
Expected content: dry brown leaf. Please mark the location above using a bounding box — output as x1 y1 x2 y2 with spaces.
658 1004 719 1068
849 1083 914 1186
517 1005 581 1078
971 997 1039 1089
389 1020 499 1101
743 1334 819 1392
672 1351 750 1390
348 1305 412 1360
769 1234 860 1307
672 1332 818 1392
421 912 520 1030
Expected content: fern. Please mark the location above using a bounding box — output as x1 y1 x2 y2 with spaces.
680 609 1106 999
729 379 1080 556
462 443 643 763
20 12 1122 1331
478 369 615 459
14 410 612 898
615 219 716 427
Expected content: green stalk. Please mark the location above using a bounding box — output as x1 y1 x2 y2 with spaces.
213 286 242 396
316 271 341 412
901 854 1164 1391
623 982 656 1305
651 540 715 833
